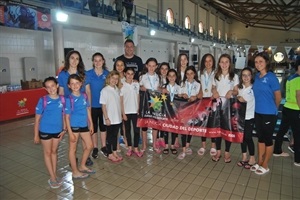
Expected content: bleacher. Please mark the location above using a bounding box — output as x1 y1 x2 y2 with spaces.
21 0 227 44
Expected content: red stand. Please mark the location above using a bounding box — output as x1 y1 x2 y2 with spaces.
0 88 47 122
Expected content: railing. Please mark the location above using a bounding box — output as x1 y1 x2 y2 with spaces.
20 0 231 44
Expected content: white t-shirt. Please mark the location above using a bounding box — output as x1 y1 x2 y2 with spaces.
238 85 255 120
99 85 122 125
120 81 139 114
200 70 215 98
212 74 239 97
139 73 160 91
180 80 201 97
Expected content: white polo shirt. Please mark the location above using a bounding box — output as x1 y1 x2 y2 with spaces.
200 70 215 98
212 74 239 97
238 85 255 120
139 73 160 91
120 81 139 114
180 80 201 97
100 85 122 125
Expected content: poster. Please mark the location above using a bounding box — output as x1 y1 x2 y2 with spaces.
0 0 51 31
137 90 246 143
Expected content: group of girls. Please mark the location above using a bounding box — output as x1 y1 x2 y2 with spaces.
34 49 280 188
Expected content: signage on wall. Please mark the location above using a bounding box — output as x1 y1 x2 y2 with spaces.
121 21 138 45
0 0 51 31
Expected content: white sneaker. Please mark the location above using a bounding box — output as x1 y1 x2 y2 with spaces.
273 152 289 157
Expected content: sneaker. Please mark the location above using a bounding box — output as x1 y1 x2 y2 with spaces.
294 162 300 167
101 147 108 157
86 157 94 166
288 145 294 154
186 148 193 155
92 148 99 159
48 179 61 189
273 152 289 157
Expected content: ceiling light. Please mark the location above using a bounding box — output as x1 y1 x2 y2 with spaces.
149 29 156 36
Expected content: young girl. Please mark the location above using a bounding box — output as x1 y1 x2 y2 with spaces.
198 53 217 156
114 59 126 84
58 50 93 166
113 59 127 149
177 66 202 159
65 74 95 179
161 69 180 154
139 57 160 153
212 54 239 163
121 67 143 157
175 53 189 148
251 52 281 175
234 67 256 169
85 52 109 159
100 71 123 162
156 62 171 149
34 77 66 188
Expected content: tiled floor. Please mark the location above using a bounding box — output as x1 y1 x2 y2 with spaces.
0 118 299 200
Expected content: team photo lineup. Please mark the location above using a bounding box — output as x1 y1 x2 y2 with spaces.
34 39 300 189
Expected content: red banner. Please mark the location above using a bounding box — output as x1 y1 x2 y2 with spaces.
137 90 246 143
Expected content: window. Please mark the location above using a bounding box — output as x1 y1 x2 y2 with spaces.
198 21 204 33
166 9 174 24
184 15 191 29
218 30 221 39
209 26 213 36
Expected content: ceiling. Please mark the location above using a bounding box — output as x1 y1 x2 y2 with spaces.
192 0 300 31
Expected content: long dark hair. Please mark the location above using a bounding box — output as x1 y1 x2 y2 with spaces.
254 51 271 71
63 50 85 81
165 69 178 86
238 67 254 89
176 53 189 83
113 59 127 71
200 53 216 74
214 54 235 81
92 52 107 70
182 65 200 86
157 62 170 86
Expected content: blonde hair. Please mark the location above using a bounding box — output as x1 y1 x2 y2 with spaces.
105 70 121 88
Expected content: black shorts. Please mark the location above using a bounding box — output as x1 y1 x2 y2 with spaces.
39 131 61 140
91 107 106 132
71 127 89 133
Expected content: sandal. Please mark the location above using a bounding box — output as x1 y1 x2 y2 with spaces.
171 148 177 155
255 166 270 175
163 149 169 154
237 160 248 167
79 168 96 174
212 155 221 162
224 157 231 163
154 148 161 154
210 148 217 156
126 150 133 157
197 148 206 156
177 152 186 159
244 163 254 169
134 151 143 157
250 164 260 172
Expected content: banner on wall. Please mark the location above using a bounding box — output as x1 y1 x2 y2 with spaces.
244 45 251 55
257 45 264 52
0 0 51 31
270 46 277 54
121 21 138 45
137 90 246 143
284 46 292 56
